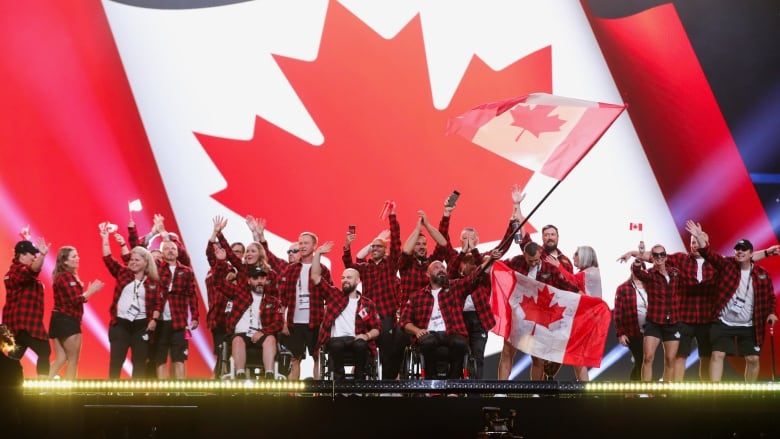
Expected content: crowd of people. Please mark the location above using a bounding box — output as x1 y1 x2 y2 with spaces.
2 188 778 382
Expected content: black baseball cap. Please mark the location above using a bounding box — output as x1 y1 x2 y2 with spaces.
14 240 39 255
734 239 753 251
247 266 268 278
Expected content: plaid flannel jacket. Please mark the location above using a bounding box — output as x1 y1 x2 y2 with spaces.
3 262 48 339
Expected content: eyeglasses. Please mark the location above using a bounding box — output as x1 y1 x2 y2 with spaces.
370 245 385 249
286 249 300 254
651 251 667 259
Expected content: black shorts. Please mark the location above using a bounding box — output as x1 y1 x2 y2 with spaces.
231 332 274 348
710 322 759 357
676 323 713 357
153 321 189 364
48 313 81 339
644 321 682 342
280 324 319 359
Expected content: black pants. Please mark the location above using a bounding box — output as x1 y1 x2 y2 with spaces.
108 318 150 379
418 331 468 379
325 336 369 380
376 316 408 379
463 311 487 379
9 330 50 376
627 335 644 381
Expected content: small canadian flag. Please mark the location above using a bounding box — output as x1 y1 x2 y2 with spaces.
629 222 643 232
128 199 143 212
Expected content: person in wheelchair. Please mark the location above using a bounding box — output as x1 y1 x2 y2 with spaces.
311 242 380 381
400 254 498 379
217 250 284 379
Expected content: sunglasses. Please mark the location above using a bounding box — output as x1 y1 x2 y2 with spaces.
651 251 667 259
286 248 300 254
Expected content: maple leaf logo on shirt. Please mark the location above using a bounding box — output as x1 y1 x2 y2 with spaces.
520 284 566 335
198 3 553 268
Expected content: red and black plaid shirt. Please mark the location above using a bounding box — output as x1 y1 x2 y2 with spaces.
219 263 284 335
128 225 192 267
505 255 579 292
437 215 517 278
398 252 432 306
432 243 497 332
278 262 330 328
613 279 643 339
158 260 200 330
468 274 496 332
699 247 777 346
665 252 718 324
205 241 224 329
51 271 88 322
632 263 693 325
313 281 381 355
400 270 484 341
342 213 401 318
3 262 47 340
519 232 573 273
263 241 289 275
103 255 162 325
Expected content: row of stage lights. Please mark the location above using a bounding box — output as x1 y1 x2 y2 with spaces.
22 379 780 395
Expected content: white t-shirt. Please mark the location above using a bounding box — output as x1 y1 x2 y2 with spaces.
720 268 754 326
331 297 359 338
162 265 176 321
635 285 648 333
293 264 312 324
117 278 146 321
235 291 264 335
427 288 446 332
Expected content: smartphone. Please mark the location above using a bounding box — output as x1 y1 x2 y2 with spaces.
445 190 460 208
348 224 356 234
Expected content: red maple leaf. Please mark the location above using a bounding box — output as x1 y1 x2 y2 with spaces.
510 104 565 139
198 3 552 271
520 284 566 334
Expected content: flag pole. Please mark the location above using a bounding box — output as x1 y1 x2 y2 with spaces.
491 180 563 256
476 180 563 279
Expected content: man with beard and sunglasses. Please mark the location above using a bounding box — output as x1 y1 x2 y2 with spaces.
310 242 380 381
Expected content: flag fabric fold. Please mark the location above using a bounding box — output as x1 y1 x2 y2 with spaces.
447 93 625 181
490 261 611 368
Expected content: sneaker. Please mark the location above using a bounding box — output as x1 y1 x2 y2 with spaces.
235 372 247 380
265 371 275 380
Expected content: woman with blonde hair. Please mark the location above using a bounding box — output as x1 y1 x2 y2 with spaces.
546 245 602 381
101 226 161 378
48 246 104 379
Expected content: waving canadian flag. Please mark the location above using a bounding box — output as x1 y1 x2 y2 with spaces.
447 93 625 181
491 262 611 368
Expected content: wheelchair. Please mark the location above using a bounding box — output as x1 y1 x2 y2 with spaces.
400 342 477 380
318 344 379 381
215 334 292 380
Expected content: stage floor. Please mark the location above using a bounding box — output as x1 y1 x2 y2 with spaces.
11 380 780 439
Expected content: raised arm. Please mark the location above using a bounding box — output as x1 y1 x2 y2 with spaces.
402 215 425 255
246 215 266 244
312 241 334 285
419 210 447 247
30 237 50 273
357 229 390 259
